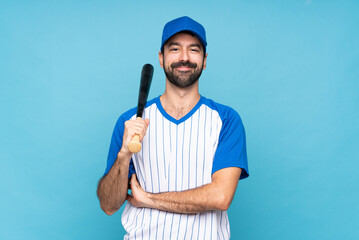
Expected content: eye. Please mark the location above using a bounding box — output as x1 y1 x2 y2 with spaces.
190 48 200 53
170 47 179 52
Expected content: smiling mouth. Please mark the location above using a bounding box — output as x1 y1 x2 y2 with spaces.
175 66 193 72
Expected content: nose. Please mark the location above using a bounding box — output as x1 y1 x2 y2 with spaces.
179 49 189 62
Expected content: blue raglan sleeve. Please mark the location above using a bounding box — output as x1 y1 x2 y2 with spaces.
211 108 249 180
104 116 135 178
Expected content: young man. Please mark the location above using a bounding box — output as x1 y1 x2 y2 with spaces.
97 16 249 239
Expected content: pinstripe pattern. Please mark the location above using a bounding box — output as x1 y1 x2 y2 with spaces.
121 97 232 240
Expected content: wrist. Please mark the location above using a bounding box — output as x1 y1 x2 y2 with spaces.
144 192 155 208
117 147 132 161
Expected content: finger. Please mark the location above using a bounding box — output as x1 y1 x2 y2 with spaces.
125 122 148 142
130 175 141 192
124 120 148 133
128 125 146 136
131 174 136 184
135 120 149 141
131 174 137 185
126 194 134 204
131 119 149 129
138 127 149 142
126 193 132 201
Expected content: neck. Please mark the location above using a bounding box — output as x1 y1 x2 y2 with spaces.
160 79 201 120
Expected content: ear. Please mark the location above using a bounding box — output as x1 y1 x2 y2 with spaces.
203 53 208 70
159 51 164 68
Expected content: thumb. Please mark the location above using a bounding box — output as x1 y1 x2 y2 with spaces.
144 119 150 126
131 174 137 184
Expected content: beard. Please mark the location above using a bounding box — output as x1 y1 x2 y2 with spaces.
163 59 204 88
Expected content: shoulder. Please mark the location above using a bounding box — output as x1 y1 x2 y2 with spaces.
201 96 243 125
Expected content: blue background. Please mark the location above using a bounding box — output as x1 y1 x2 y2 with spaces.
1 0 358 239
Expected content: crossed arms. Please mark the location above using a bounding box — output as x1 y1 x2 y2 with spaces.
97 118 242 215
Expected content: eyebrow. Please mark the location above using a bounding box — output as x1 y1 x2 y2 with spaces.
167 42 202 50
167 42 180 48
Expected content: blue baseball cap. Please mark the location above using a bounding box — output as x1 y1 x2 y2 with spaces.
161 16 207 52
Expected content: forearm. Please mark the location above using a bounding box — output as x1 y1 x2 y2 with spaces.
145 182 229 214
127 167 241 214
97 151 131 215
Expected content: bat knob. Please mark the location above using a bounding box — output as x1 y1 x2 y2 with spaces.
128 135 141 153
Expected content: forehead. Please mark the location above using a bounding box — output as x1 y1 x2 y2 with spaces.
164 32 203 48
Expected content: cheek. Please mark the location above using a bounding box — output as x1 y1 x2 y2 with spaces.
164 58 174 69
192 55 204 65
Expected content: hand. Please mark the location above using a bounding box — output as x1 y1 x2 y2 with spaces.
126 174 152 208
120 118 150 155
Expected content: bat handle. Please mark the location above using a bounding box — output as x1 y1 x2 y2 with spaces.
128 117 142 153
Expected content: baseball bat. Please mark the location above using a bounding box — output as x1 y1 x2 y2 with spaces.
128 64 154 153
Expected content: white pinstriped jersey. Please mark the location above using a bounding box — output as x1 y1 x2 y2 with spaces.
105 96 249 240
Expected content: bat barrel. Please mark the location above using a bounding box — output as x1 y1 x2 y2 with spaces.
137 64 154 118
128 64 154 153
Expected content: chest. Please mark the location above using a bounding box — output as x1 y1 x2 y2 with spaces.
132 105 222 193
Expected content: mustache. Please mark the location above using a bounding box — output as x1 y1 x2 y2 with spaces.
170 61 197 69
